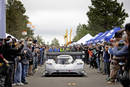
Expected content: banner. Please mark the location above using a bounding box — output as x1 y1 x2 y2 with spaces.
0 0 6 38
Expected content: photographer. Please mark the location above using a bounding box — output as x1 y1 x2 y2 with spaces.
111 23 130 87
21 38 33 85
107 30 124 83
13 40 25 86
2 36 24 87
0 39 9 87
83 46 89 64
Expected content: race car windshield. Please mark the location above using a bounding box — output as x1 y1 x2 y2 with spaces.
56 58 70 64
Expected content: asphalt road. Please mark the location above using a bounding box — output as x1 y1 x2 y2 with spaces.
15 65 122 87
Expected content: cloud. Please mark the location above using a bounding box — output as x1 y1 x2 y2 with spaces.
117 0 130 24
26 9 88 44
23 0 130 45
22 0 91 45
23 0 91 13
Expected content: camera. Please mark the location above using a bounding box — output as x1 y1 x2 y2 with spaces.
114 31 123 38
118 41 125 47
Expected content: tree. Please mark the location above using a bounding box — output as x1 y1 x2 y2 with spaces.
6 0 34 39
73 24 91 42
51 38 60 47
87 0 128 35
34 35 45 45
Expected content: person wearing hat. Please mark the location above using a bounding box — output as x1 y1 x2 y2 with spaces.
111 23 130 87
2 36 24 87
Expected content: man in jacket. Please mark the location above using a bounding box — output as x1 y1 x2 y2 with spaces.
103 46 110 77
21 44 32 84
2 36 24 87
111 23 130 87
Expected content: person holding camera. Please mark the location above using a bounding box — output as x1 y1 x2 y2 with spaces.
107 31 125 83
0 39 10 87
2 36 24 87
13 40 25 86
110 23 130 87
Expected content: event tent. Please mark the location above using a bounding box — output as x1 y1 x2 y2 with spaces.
85 32 103 44
76 33 93 44
85 27 121 44
91 32 103 41
95 31 110 42
104 27 121 41
6 33 18 40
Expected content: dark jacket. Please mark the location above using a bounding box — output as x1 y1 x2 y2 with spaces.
3 44 24 62
112 45 128 57
21 48 32 64
112 45 129 68
103 51 110 63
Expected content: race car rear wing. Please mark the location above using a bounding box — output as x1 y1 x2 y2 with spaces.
46 52 85 56
46 52 85 59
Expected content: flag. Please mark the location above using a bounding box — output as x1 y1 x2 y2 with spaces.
31 25 35 30
64 29 68 39
64 29 68 45
69 28 72 42
27 22 32 27
64 34 67 39
0 0 6 38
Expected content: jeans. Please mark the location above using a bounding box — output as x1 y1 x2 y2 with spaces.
33 56 38 69
4 63 14 87
21 64 29 83
104 62 110 76
96 58 100 71
40 53 44 65
14 62 22 83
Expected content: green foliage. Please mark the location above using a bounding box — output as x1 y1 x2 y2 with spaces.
51 38 60 47
6 0 34 39
34 35 45 45
87 0 128 34
73 24 92 42
73 0 128 42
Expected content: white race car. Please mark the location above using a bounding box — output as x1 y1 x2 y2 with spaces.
43 52 86 76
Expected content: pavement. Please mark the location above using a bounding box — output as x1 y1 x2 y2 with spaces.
14 64 122 87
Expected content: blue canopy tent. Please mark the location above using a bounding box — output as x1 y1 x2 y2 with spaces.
85 32 103 44
92 32 104 40
85 32 103 45
85 27 121 45
86 40 95 45
95 31 110 43
104 27 121 42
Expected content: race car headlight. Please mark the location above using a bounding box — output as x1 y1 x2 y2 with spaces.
46 63 52 65
77 63 83 65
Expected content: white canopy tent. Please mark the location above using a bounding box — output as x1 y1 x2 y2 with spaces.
76 33 93 44
68 42 77 46
6 33 18 41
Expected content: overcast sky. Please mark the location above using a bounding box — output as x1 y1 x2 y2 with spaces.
22 0 130 45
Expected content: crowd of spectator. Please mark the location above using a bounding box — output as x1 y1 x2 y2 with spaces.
47 23 130 87
0 37 45 87
76 23 130 87
0 23 130 87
